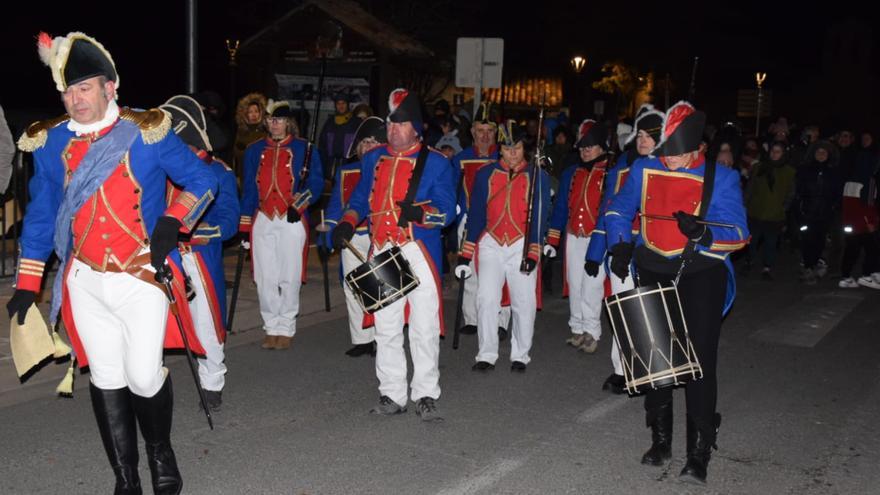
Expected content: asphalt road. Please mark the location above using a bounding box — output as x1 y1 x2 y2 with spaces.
1 246 878 494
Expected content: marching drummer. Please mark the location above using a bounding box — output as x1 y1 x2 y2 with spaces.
332 89 455 421
322 116 387 357
584 103 664 394
456 119 551 372
604 101 749 484
239 100 324 350
543 119 610 354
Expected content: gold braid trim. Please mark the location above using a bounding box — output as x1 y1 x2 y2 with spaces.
119 107 171 144
16 114 70 152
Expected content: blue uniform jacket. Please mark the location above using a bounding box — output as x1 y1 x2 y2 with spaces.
452 146 498 224
605 156 750 314
586 153 636 264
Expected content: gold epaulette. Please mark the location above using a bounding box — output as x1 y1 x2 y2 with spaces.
17 114 70 152
120 107 171 144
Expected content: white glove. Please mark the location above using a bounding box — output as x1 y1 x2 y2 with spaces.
454 263 472 279
241 239 251 250
543 244 557 258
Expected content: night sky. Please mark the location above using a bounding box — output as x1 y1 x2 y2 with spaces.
3 1 876 132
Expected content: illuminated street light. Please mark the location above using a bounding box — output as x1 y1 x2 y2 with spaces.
571 56 586 74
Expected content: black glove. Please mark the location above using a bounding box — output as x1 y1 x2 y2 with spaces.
609 242 634 282
673 210 706 240
396 201 424 224
287 206 301 223
332 222 355 251
584 260 600 277
521 257 537 274
150 216 183 271
7 289 37 325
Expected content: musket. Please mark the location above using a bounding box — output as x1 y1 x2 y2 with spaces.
520 92 548 272
226 238 247 333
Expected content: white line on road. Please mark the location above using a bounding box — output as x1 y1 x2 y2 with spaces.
575 395 630 424
435 458 525 495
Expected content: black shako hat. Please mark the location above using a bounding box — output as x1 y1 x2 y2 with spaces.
37 31 119 92
653 101 707 157
160 95 218 152
497 119 527 146
347 116 387 158
387 88 424 135
576 119 608 149
266 99 294 119
625 103 664 147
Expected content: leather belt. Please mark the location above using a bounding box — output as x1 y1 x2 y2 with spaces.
77 252 166 294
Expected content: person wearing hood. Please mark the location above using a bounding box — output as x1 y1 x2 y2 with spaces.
795 140 842 284
838 131 880 289
605 101 749 484
584 103 663 393
233 93 268 179
744 141 796 280
319 91 362 184
544 120 610 354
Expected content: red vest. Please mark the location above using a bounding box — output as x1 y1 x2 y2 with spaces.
486 161 530 246
256 135 296 219
68 125 149 271
566 162 606 237
369 143 420 247
460 147 497 210
641 168 702 256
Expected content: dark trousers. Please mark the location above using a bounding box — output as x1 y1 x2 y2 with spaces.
639 263 727 431
747 218 784 269
801 220 830 269
841 232 880 278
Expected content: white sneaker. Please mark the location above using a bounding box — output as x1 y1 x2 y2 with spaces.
839 277 859 288
857 276 880 289
872 272 880 285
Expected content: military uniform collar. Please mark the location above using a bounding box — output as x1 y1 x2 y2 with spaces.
266 134 293 147
68 99 119 137
386 142 421 157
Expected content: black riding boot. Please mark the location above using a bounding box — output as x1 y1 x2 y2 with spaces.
641 400 673 466
89 384 142 495
132 377 182 495
679 413 721 484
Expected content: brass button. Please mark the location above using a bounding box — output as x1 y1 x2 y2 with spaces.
101 233 109 240
134 188 141 194
65 153 72 160
99 216 106 223
135 218 141 223
105 247 112 253
133 205 139 210
122 172 129 178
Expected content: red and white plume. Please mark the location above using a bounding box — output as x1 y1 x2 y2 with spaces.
388 88 408 114
577 119 596 142
37 32 56 67
660 101 696 143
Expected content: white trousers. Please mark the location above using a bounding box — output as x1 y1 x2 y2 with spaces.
252 212 306 336
476 236 537 364
66 257 169 397
182 252 227 392
565 234 606 340
341 233 375 344
457 216 510 329
372 242 441 407
593 255 635 376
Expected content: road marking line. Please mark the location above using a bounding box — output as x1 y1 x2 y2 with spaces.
435 458 524 495
575 396 630 424
750 293 863 348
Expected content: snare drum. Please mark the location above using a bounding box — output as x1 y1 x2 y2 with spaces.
604 282 702 394
344 246 420 314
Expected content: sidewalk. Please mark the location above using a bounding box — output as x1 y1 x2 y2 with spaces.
0 245 354 405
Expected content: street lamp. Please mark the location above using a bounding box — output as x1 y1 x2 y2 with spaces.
571 56 586 74
755 72 767 136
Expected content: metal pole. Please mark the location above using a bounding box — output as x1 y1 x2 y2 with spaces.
186 0 197 93
473 39 484 120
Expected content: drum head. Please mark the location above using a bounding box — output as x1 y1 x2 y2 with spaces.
344 246 420 314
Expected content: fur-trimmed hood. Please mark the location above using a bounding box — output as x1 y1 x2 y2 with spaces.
235 92 268 130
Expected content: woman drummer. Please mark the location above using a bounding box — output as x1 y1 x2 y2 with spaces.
604 101 749 484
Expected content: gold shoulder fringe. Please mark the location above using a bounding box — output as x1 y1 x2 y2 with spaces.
16 114 70 152
120 107 171 144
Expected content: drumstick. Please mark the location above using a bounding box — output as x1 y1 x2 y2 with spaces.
368 200 432 218
343 239 367 263
640 213 736 229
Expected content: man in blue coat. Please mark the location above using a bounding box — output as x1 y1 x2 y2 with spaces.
332 89 455 421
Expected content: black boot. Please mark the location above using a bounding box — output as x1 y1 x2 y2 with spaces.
641 401 673 466
90 384 143 495
679 413 721 484
132 377 182 495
